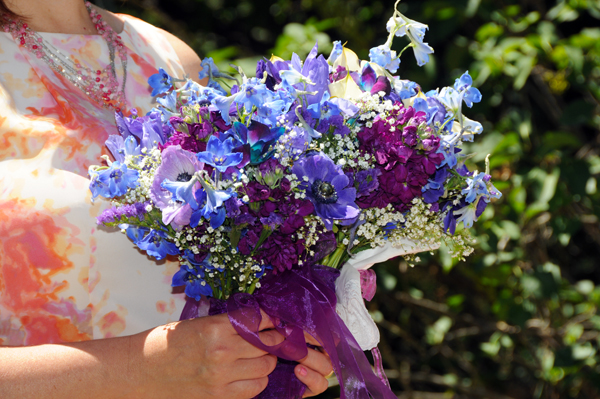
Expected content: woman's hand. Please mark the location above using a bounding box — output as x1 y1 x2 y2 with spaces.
133 313 279 399
134 313 333 399
0 312 333 399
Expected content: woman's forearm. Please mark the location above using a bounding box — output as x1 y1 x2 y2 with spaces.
0 334 142 399
0 314 333 399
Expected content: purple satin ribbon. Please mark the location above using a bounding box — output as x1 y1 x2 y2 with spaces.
181 265 396 399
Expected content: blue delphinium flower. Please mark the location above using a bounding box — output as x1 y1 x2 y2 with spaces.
234 78 271 112
148 68 173 96
327 40 343 65
369 44 400 73
454 196 488 229
161 176 200 210
172 255 213 300
412 41 434 67
393 78 419 100
198 57 218 80
124 225 149 243
412 96 447 127
254 98 289 127
196 136 244 172
438 71 482 114
89 161 139 200
453 71 482 108
462 171 502 203
190 184 234 229
211 93 237 125
386 14 434 66
462 171 490 204
307 91 341 120
105 135 141 163
156 91 178 113
292 152 360 230
136 229 180 260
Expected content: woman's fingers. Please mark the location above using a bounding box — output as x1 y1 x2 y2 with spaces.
297 347 333 378
230 354 278 381
295 364 330 397
303 331 321 346
226 376 270 399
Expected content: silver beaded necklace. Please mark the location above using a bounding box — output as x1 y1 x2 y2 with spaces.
3 2 128 112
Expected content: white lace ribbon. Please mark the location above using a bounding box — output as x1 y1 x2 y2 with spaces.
335 240 440 350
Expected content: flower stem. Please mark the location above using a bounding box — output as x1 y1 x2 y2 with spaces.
325 245 346 269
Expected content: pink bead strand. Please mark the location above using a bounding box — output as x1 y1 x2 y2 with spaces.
2 2 127 111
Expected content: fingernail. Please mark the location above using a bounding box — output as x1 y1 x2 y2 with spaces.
297 366 308 377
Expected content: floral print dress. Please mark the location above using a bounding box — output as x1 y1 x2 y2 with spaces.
0 15 187 346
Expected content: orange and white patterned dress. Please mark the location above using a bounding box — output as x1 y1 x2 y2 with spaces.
0 15 188 346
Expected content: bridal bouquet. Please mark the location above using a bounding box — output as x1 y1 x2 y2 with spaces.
89 1 500 397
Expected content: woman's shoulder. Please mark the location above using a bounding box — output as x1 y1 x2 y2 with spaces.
96 7 202 82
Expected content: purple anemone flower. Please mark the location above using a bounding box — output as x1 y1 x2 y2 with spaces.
150 146 204 229
292 152 360 230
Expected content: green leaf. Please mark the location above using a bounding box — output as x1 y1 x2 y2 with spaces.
426 316 453 345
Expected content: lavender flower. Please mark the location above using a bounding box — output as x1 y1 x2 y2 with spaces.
97 202 150 225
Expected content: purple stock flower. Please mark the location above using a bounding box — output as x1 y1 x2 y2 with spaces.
259 230 306 274
292 153 359 230
161 130 206 153
355 168 382 197
357 103 424 166
260 213 284 229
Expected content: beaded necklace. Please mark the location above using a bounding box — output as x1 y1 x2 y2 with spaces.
2 2 127 112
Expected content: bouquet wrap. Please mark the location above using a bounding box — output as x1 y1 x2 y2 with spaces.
181 238 396 399
181 265 396 399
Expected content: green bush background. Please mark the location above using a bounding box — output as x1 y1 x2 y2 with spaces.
98 0 600 397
